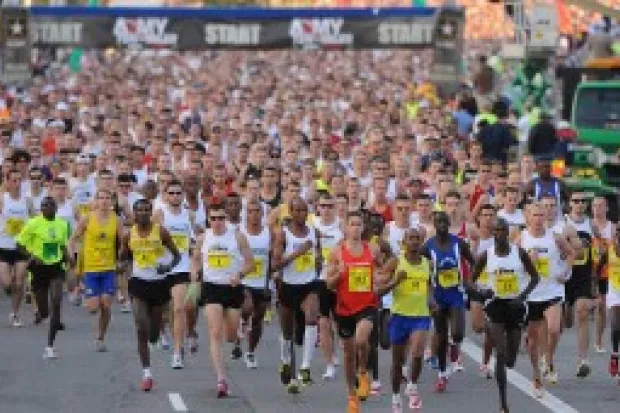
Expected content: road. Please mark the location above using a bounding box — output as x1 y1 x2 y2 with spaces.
1 296 619 413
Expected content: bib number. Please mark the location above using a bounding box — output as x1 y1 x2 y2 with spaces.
208 252 231 269
42 242 59 261
294 252 314 272
135 251 157 269
495 272 519 298
535 257 550 279
610 266 620 292
247 257 264 279
5 218 24 236
405 276 427 295
349 266 371 293
438 268 459 288
171 234 189 252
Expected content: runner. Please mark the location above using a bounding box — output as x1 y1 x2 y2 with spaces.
382 228 433 412
0 169 33 327
470 218 540 413
325 210 385 413
190 203 254 397
595 225 620 384
314 192 343 380
68 188 123 351
468 203 497 377
239 198 273 369
16 197 70 358
152 179 196 369
119 198 181 391
272 196 320 393
423 211 475 392
519 203 573 392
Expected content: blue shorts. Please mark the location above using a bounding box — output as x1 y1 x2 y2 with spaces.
434 287 465 309
389 314 431 345
83 271 116 298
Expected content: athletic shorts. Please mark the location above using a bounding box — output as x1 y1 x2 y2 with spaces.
83 271 116 298
389 314 431 345
128 277 171 307
434 287 465 309
0 248 28 266
335 306 377 340
168 272 190 288
201 282 243 309
244 286 271 305
485 298 526 330
30 262 65 292
278 281 320 312
599 278 609 296
526 297 562 323
565 277 593 306
319 280 336 318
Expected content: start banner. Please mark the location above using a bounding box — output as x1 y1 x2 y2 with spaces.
28 6 463 51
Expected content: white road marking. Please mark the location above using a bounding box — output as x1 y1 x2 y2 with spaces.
168 393 188 412
461 339 580 413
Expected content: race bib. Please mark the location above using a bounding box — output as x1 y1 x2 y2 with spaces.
535 257 550 279
171 234 189 252
438 268 459 288
5 218 24 236
609 265 620 292
42 242 59 261
247 257 264 279
349 266 371 293
135 250 157 269
321 247 331 263
294 252 314 272
404 275 427 295
495 271 519 298
478 268 489 285
208 252 232 269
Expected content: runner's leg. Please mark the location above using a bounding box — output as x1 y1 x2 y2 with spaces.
205 303 226 382
489 322 510 411
48 277 64 348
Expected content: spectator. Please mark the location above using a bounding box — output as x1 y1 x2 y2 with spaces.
477 99 516 163
527 112 557 158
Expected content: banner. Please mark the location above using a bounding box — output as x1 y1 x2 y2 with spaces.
0 7 32 84
28 6 462 50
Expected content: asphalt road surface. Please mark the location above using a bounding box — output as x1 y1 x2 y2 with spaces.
1 296 619 413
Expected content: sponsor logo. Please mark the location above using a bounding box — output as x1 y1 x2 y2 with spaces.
289 18 353 48
32 22 83 45
204 24 261 46
378 22 434 45
112 17 177 47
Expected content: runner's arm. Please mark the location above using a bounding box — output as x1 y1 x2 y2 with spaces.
118 232 131 264
235 230 255 278
596 251 608 280
458 238 475 267
159 226 181 272
190 234 203 283
152 208 164 225
375 255 400 295
324 246 341 290
469 251 487 290
67 216 88 255
554 233 574 263
518 247 540 301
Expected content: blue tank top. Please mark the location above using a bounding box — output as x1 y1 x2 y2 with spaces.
425 234 465 307
533 178 561 202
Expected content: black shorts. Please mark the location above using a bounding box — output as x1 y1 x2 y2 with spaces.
278 281 320 311
201 282 243 309
244 286 271 305
169 272 190 287
335 306 378 340
526 297 562 323
565 277 593 306
30 262 65 292
129 277 171 307
0 248 28 266
319 281 336 318
599 278 609 296
485 298 526 330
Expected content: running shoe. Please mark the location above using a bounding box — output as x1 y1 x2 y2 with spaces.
171 353 184 370
141 377 153 392
231 343 243 360
480 363 493 379
392 399 403 413
356 372 370 401
576 360 591 378
408 391 422 410
43 346 58 360
434 376 447 393
280 363 292 385
323 364 336 380
544 367 558 384
595 345 607 354
245 353 258 369
609 354 619 377
159 332 171 351
9 313 22 328
299 368 313 386
347 395 360 413
187 335 198 354
287 379 300 394
452 358 465 373
533 379 544 398
217 380 229 398
370 380 381 396
95 340 107 352
120 301 132 314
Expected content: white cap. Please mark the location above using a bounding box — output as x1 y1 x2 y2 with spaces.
56 102 69 111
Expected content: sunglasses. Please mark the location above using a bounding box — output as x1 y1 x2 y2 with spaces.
30 176 42 181
319 204 334 209
167 191 183 195
209 215 226 221
571 199 588 204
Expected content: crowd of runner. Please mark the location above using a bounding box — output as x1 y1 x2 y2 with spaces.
1 50 620 413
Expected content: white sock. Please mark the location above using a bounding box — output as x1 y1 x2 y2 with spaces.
392 393 401 404
143 368 152 378
406 382 417 394
301 325 318 370
280 336 291 364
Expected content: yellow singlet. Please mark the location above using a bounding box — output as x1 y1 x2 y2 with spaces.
82 212 118 273
392 256 431 317
129 224 165 270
